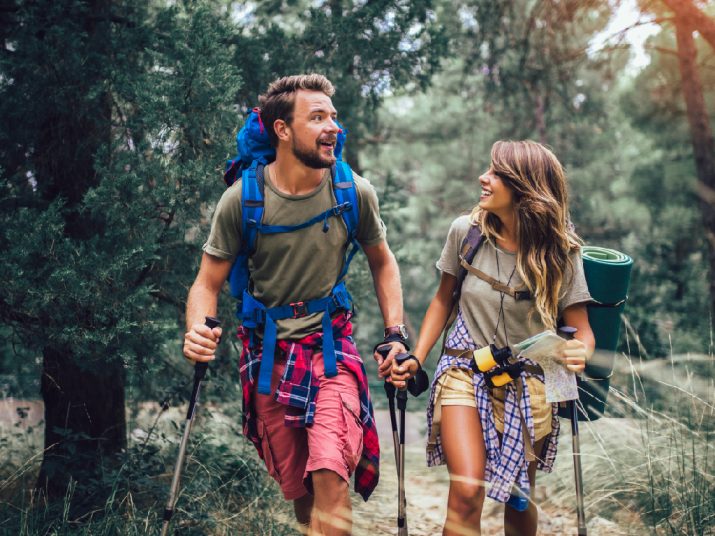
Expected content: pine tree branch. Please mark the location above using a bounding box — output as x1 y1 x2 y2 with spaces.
0 301 41 327
148 289 184 310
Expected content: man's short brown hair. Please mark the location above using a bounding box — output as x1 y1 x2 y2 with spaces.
258 74 335 147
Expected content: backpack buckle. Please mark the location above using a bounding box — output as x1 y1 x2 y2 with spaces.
290 301 308 319
332 202 351 216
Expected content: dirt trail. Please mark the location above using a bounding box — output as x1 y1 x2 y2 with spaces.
351 409 636 536
1 399 644 535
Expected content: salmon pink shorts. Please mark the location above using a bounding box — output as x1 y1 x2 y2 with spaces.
253 351 364 500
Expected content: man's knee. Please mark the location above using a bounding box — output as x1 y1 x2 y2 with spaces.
311 468 348 496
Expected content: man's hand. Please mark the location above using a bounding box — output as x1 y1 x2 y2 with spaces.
183 323 223 363
374 341 407 380
557 338 587 374
390 358 420 390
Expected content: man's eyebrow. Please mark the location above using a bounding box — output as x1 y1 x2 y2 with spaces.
308 106 338 116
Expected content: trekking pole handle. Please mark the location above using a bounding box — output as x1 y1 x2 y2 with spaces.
558 326 577 340
395 352 429 397
195 316 221 381
377 344 396 397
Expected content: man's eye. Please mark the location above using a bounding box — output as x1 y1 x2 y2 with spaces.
313 115 322 121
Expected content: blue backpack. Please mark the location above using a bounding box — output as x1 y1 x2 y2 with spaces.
223 108 361 395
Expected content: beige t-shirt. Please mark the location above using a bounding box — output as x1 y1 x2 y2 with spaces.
203 165 386 339
437 215 591 350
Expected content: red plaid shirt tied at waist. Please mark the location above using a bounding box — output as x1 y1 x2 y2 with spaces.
237 313 380 501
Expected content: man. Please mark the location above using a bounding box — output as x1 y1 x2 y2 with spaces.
183 74 407 535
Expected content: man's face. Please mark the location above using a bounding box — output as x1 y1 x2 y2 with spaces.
286 90 339 169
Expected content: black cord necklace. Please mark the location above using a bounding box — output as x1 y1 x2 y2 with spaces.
492 242 517 347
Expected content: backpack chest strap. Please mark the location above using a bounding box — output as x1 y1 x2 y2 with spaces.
459 258 531 301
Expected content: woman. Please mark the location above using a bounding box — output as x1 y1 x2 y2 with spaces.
391 140 595 536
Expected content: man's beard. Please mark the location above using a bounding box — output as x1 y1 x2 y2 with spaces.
291 137 336 169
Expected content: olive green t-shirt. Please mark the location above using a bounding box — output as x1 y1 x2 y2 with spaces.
437 215 592 350
203 165 386 339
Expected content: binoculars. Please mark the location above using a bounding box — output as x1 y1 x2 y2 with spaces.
471 344 524 388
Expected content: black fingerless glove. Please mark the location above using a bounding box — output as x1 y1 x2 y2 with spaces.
373 334 410 355
394 353 429 397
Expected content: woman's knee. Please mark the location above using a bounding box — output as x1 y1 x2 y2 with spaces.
449 479 486 516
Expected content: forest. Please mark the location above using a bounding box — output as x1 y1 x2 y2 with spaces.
1 0 713 534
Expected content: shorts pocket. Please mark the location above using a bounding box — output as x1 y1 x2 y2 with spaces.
339 392 363 474
257 417 281 484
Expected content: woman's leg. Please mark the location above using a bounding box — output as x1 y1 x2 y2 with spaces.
503 436 548 536
441 405 488 536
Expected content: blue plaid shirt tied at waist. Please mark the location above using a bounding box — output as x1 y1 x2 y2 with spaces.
426 311 560 503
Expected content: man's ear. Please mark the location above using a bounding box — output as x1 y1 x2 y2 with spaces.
274 119 290 143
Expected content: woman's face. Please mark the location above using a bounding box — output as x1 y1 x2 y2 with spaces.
478 166 515 216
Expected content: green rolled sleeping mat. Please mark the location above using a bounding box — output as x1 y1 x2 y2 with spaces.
558 246 633 421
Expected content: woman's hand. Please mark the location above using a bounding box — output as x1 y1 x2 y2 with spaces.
374 342 407 379
390 358 421 390
558 338 587 374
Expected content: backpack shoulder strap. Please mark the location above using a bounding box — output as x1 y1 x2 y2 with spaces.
330 161 361 284
453 223 484 302
331 161 359 239
440 223 484 353
241 161 266 255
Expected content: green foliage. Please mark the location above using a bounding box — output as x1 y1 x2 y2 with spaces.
228 0 448 168
0 0 239 367
1 403 293 535
617 27 715 355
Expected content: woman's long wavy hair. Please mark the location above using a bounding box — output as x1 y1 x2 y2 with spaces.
470 140 581 330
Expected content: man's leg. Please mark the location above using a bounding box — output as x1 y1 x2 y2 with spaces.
294 494 313 533
310 469 351 535
253 356 311 528
305 355 362 536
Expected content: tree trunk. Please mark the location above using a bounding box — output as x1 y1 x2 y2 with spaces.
33 0 128 505
37 346 127 501
674 17 715 328
662 0 715 51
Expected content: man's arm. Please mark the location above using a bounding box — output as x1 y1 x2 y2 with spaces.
362 240 406 377
183 252 233 363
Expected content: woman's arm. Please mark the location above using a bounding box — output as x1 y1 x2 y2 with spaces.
560 303 595 374
414 272 459 364
391 271 458 389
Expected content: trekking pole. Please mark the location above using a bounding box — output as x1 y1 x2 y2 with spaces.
376 346 430 536
377 345 408 536
396 385 408 536
377 346 401 472
559 326 587 536
161 316 221 536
